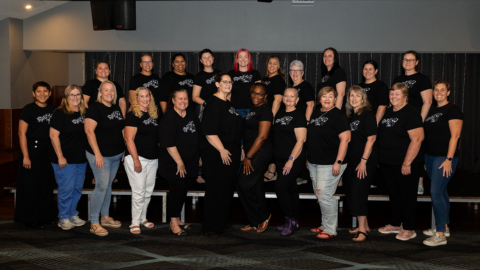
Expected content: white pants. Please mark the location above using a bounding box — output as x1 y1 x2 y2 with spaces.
124 155 158 226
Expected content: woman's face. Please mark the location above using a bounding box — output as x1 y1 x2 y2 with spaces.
267 58 280 75
67 88 82 108
433 83 449 103
140 55 153 73
402 53 418 72
200 53 214 68
172 56 186 73
237 51 249 68
251 86 267 106
33 86 51 104
100 82 115 104
320 91 336 110
349 90 363 109
215 75 233 94
289 65 304 84
95 63 110 79
173 92 189 111
283 89 299 107
323 50 335 69
363 63 377 81
389 89 407 107
137 89 150 111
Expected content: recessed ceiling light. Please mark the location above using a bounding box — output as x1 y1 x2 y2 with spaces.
25 5 32 10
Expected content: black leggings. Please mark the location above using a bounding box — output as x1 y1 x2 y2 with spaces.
167 177 194 218
344 161 377 216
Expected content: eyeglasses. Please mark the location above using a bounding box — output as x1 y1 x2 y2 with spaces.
289 70 303 74
251 92 266 97
403 59 416 63
221 80 233 85
69 94 81 98
141 61 153 64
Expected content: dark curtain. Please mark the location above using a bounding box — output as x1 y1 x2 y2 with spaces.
85 52 480 172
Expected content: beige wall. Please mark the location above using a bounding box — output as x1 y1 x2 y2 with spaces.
69 53 85 86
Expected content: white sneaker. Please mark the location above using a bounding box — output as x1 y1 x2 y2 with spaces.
58 218 76 230
423 233 447 247
296 178 308 185
69 215 86 226
418 183 424 195
423 227 450 237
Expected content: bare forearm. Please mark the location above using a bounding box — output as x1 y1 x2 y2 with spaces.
166 147 184 165
160 102 167 114
335 140 349 162
403 141 422 165
272 96 282 117
289 141 304 160
446 137 459 158
19 134 29 158
305 104 314 121
246 137 266 158
206 135 226 153
119 98 127 118
50 136 64 159
86 132 102 156
376 106 386 125
361 139 375 160
125 140 139 161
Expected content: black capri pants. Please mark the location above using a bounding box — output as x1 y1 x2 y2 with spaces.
344 160 377 216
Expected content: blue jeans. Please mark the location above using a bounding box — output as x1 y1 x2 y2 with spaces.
51 163 87 219
237 108 251 119
86 151 123 223
425 154 458 232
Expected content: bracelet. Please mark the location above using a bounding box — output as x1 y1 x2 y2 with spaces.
402 163 411 167
361 157 368 161
246 156 252 160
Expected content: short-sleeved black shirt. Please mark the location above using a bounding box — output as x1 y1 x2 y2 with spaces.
48 110 87 164
263 75 286 108
424 103 464 157
273 109 307 159
228 70 262 109
124 110 158 159
392 73 432 113
160 71 195 106
128 73 162 106
316 67 347 95
306 107 350 165
85 102 125 157
193 70 221 102
378 104 424 165
243 104 273 152
346 110 378 165
82 79 125 107
158 109 200 179
291 80 315 116
20 102 55 139
358 80 390 115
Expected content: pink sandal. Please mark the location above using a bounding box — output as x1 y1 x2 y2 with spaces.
316 231 335 239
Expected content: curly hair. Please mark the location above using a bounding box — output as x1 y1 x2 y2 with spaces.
128 87 158 119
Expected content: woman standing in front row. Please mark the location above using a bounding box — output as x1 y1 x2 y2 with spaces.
200 73 243 238
85 80 125 236
307 86 350 239
49 85 88 230
159 89 200 236
377 83 424 241
344 86 378 242
124 87 159 234
422 80 463 247
274 88 307 236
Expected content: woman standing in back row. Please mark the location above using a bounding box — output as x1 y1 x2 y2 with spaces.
192 49 221 120
262 56 286 116
316 47 347 110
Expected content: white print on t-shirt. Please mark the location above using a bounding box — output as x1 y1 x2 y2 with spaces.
296 88 301 93
425 113 443 123
245 111 256 120
107 111 123 121
183 121 196 133
206 76 215 85
229 107 240 116
233 74 253 83
178 79 194 87
381 118 399 127
363 88 371 92
403 80 417 89
72 116 85 124
143 117 158 126
321 75 329 83
310 117 328 126
143 80 159 89
350 120 360 131
275 116 294 126
37 113 52 124
264 81 271 86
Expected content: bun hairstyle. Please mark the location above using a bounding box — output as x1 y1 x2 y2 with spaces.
214 72 229 83
166 87 188 111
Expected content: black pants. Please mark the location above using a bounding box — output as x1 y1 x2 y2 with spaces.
200 144 241 234
344 160 377 216
237 147 272 226
274 150 306 220
380 162 422 230
167 177 194 218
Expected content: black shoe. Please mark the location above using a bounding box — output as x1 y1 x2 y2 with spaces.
224 225 234 231
204 232 219 239
169 227 187 236
179 224 191 230
25 223 44 229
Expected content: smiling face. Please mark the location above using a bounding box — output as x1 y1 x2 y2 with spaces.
33 86 51 105
323 50 335 70
137 89 151 112
215 75 233 95
237 51 249 69
95 63 110 80
172 56 186 74
349 90 363 110
250 85 267 107
402 53 418 73
363 63 378 82
389 89 407 107
433 83 450 104
320 91 336 110
289 65 304 84
283 88 299 107
67 88 82 109
200 52 214 69
140 55 153 73
267 58 280 76
173 92 189 111
100 82 115 104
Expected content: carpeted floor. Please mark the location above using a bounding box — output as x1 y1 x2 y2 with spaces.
1 219 480 270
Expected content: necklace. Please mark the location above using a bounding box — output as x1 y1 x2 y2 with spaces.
318 108 333 120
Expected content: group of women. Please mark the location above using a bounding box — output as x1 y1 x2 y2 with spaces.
14 48 463 248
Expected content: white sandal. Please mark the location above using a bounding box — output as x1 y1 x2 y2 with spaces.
129 225 141 234
142 220 154 228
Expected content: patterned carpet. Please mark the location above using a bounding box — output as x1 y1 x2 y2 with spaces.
1 219 480 270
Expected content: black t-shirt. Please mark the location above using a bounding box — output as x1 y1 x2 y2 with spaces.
85 102 125 157
228 70 262 109
316 67 347 95
82 79 125 107
306 107 350 165
358 80 390 115
124 110 158 159
158 109 200 179
377 104 424 165
291 80 315 116
392 73 432 113
243 104 273 152
424 103 463 157
160 71 195 106
200 95 243 149
346 110 378 165
193 70 221 102
20 102 55 139
263 75 286 108
273 109 307 159
129 73 162 106
48 110 87 164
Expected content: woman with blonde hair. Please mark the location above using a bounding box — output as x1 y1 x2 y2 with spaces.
124 87 159 234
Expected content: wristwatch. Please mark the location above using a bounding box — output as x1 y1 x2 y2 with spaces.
289 156 294 161
446 157 453 161
246 156 252 160
336 160 342 164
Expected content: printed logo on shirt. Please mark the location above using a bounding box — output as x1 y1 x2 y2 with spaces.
107 111 123 121
143 117 158 126
275 116 294 126
264 81 271 86
179 79 194 87
206 76 215 85
381 118 399 127
403 80 417 89
350 120 360 131
296 88 301 93
310 117 328 126
72 116 85 124
183 121 196 133
425 113 443 123
37 113 52 124
321 75 329 83
363 88 371 92
233 74 253 83
143 80 159 89
245 111 256 120
229 107 240 116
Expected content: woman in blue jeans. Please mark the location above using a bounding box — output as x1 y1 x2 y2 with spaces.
85 80 125 236
422 80 463 247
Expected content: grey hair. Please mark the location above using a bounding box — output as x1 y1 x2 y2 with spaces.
289 60 304 71
284 87 299 98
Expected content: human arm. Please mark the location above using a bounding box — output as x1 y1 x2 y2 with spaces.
332 130 351 176
439 119 463 177
83 95 90 108
335 81 346 109
119 97 127 118
375 106 387 125
18 120 31 169
283 127 307 175
124 126 142 173
166 147 187 178
242 121 271 175
402 127 424 175
192 85 205 105
420 89 433 121
84 118 104 169
271 95 283 117
206 135 232 165
50 128 67 169
356 135 376 179
128 90 136 104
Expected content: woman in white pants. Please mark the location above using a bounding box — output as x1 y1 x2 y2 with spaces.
124 87 159 234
